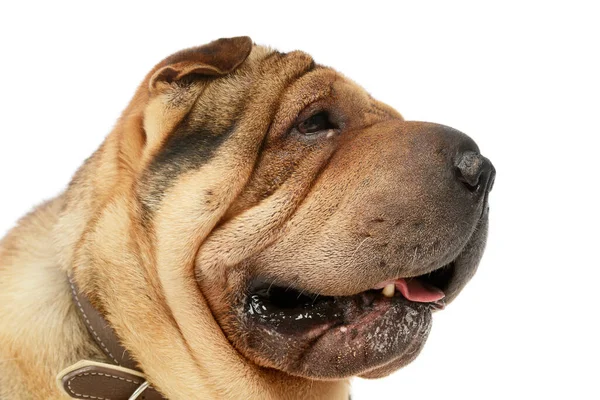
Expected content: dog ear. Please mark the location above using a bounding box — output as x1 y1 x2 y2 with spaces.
149 36 253 92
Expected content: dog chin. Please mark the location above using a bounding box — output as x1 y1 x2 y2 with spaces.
232 267 449 379
231 276 435 379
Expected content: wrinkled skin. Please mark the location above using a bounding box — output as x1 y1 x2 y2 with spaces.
186 47 494 379
0 37 494 399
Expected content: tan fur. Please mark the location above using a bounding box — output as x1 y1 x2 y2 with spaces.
0 199 107 398
0 36 491 398
0 39 349 399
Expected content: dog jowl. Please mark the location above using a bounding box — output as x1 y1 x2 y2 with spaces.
0 36 495 399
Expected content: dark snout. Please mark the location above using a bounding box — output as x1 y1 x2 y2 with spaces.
329 119 495 303
392 121 494 303
390 121 495 211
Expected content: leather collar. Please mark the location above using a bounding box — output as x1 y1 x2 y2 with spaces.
56 276 167 400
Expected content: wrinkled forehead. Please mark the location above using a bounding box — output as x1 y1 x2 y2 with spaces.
137 45 399 219
137 47 315 214
182 46 316 131
246 47 401 132
184 44 398 131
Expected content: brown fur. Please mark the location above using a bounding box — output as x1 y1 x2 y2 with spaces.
0 37 491 399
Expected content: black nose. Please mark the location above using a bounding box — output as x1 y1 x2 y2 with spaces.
455 151 495 193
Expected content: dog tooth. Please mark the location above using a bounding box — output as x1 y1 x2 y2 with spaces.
382 283 395 297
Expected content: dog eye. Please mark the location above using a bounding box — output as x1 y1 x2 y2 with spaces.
297 112 336 135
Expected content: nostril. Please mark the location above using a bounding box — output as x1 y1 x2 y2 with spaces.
455 151 492 193
456 168 482 192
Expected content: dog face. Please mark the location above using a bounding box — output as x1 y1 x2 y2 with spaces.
74 37 494 389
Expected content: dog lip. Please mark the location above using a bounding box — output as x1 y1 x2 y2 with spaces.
245 255 454 314
243 276 443 336
239 281 434 378
294 295 433 378
236 256 460 377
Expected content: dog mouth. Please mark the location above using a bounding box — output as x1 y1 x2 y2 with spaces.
241 262 455 378
246 263 452 327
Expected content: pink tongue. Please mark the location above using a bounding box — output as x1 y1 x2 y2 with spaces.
395 279 445 303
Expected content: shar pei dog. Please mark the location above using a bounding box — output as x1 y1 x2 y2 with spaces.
0 36 495 399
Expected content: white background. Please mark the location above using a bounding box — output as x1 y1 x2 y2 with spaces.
1 1 598 399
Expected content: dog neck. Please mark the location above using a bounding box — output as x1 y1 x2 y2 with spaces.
60 276 350 400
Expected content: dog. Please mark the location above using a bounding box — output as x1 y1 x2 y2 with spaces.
0 36 495 399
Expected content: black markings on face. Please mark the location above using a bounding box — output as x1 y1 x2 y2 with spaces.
139 114 235 219
136 51 318 223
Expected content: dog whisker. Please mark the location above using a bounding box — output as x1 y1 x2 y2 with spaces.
311 294 320 305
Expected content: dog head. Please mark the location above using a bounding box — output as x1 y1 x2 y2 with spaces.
64 36 494 395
